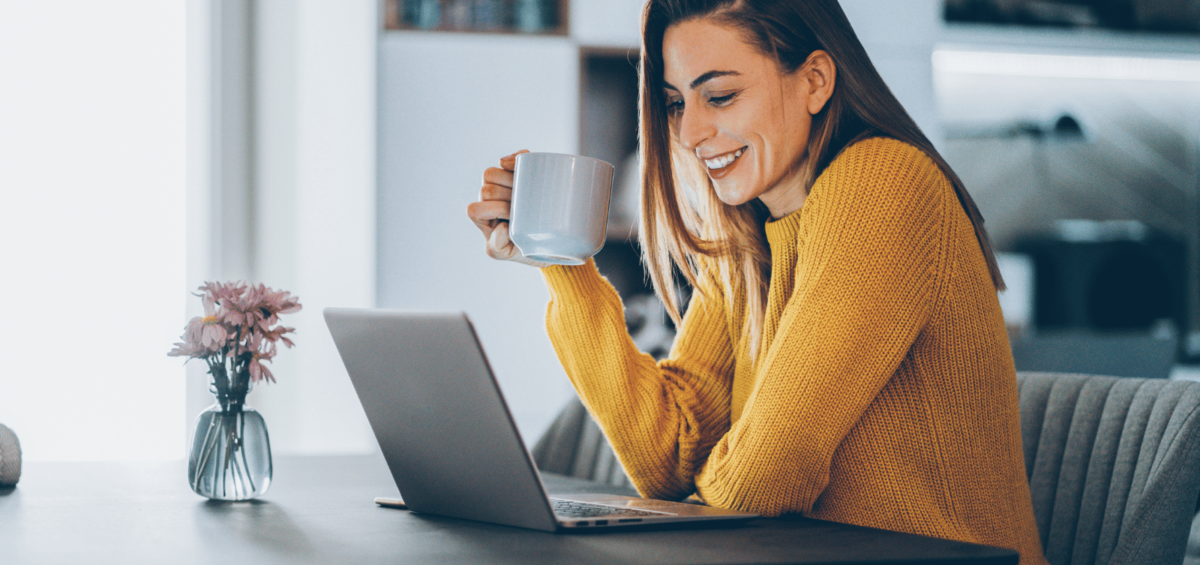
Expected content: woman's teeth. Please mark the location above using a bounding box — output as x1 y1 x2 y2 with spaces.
705 148 745 170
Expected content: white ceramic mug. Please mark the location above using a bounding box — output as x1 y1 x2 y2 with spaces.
509 152 614 265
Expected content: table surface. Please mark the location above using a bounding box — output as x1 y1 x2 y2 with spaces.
0 454 1018 565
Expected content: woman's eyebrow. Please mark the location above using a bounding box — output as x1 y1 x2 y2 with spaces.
663 70 741 92
690 70 740 89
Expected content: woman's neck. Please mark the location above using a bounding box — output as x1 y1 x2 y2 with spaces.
756 159 811 219
758 180 808 219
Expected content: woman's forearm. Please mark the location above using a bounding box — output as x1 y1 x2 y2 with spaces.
542 260 735 500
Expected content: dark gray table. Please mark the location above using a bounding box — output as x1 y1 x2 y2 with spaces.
0 455 1018 564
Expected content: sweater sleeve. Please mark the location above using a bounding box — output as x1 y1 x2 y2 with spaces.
541 261 735 500
693 141 949 516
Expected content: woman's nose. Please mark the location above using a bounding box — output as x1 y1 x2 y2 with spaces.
677 105 716 152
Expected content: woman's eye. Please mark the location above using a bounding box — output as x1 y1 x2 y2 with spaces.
709 93 736 106
665 99 684 113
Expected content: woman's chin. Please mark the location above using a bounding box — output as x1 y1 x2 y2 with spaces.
712 182 756 208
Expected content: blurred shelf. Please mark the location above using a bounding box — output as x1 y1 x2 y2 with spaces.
384 0 568 36
939 23 1200 58
581 48 640 249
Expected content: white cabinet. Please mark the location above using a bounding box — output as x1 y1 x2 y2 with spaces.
570 0 644 47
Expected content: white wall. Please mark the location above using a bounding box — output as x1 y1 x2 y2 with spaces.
0 1 187 460
377 33 580 443
841 0 945 148
186 0 378 455
186 0 216 454
243 0 379 455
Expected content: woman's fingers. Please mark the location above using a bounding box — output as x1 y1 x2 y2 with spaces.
467 199 509 235
478 209 552 268
479 182 512 202
486 220 520 260
482 167 514 190
499 149 529 172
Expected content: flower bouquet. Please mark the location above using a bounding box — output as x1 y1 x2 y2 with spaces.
169 282 301 500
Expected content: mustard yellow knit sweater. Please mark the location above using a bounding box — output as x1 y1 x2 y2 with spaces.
541 137 1046 564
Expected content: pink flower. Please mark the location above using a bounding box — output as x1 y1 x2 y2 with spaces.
262 325 296 347
170 315 226 359
183 316 204 345
199 281 246 312
199 316 228 350
169 281 300 386
248 357 275 384
168 340 203 358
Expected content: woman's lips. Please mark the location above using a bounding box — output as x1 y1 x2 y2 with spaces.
703 147 746 180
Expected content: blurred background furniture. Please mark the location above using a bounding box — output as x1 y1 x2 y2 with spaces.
1011 333 1179 379
1015 234 1187 337
1017 371 1200 565
944 0 1200 34
1008 232 1189 378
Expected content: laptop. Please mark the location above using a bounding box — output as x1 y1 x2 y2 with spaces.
324 308 759 531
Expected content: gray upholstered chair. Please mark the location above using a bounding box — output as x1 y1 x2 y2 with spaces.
531 397 632 488
1017 371 1200 565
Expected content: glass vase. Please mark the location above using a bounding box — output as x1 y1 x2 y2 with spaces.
188 387 272 501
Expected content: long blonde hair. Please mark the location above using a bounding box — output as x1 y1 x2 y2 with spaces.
638 0 1005 354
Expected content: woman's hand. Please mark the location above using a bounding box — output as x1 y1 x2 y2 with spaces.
466 150 551 268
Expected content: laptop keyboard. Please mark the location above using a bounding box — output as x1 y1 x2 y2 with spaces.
551 499 663 518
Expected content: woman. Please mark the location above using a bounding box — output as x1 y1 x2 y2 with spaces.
468 1 1046 562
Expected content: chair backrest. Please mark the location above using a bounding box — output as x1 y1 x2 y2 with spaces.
1017 372 1200 565
531 396 632 488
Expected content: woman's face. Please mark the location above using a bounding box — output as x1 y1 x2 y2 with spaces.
662 18 831 217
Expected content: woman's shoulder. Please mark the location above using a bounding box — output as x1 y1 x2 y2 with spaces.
828 136 941 181
811 136 948 205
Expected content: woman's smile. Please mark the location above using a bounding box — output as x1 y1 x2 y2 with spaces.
702 147 747 178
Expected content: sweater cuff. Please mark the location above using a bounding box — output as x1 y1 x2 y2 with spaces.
540 258 614 303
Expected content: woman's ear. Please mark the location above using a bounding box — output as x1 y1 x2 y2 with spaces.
802 50 836 115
